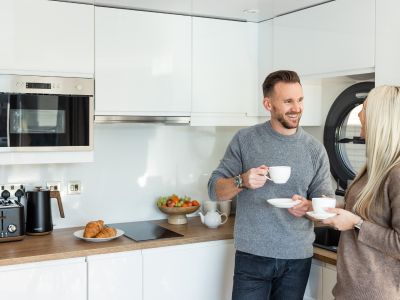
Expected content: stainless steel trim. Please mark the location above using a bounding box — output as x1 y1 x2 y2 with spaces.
0 145 92 152
6 100 10 147
94 115 190 125
0 74 94 96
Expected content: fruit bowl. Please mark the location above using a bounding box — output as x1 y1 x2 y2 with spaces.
158 205 200 225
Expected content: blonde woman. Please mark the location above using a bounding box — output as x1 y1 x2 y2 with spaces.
323 85 400 299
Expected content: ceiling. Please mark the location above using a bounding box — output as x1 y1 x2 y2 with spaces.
93 0 333 22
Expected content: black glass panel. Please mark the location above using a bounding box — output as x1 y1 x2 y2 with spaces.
8 94 89 147
0 95 8 147
107 221 183 242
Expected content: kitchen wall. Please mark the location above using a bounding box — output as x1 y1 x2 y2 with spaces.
0 75 364 228
0 124 239 228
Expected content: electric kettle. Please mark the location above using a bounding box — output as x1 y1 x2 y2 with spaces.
26 187 65 235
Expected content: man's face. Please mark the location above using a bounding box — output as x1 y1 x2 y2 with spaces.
264 82 304 130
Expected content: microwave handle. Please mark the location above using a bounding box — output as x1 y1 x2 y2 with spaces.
6 99 10 147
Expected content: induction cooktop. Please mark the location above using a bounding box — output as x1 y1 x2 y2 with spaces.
107 221 183 242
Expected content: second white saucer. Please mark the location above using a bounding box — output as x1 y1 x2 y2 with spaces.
306 211 336 220
267 198 301 208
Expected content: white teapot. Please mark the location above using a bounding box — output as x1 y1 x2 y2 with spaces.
198 209 228 229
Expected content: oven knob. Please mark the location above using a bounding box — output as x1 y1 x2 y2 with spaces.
76 84 83 91
7 224 17 233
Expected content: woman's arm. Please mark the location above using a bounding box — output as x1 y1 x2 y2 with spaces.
356 169 400 260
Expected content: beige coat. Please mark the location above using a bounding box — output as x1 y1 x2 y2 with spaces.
333 166 400 300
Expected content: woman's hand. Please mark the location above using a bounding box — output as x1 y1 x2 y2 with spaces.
322 208 362 231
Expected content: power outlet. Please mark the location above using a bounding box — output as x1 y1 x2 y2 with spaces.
46 181 62 192
68 181 81 195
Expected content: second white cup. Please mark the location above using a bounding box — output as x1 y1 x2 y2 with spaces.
312 197 336 214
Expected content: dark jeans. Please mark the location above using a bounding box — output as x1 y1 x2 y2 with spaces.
232 250 312 300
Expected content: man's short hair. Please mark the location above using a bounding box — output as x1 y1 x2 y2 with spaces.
262 70 301 97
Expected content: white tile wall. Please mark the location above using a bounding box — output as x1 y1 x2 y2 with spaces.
0 124 239 228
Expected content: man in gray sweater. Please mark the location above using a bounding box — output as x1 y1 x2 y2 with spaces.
208 70 333 300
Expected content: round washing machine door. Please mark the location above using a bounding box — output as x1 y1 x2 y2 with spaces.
323 81 374 194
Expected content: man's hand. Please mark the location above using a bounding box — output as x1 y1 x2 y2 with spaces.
241 165 268 189
288 194 312 218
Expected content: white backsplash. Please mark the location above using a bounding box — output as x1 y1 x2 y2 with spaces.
0 124 240 228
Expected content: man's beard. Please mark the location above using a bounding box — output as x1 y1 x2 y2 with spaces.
276 112 301 129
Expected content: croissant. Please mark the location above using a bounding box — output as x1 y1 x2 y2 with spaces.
96 227 117 238
83 220 104 238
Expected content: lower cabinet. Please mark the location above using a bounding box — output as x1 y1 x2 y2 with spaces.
304 259 337 300
0 257 86 300
321 264 337 300
87 250 142 300
142 240 235 300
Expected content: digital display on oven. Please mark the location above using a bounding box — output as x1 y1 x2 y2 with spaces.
26 82 51 89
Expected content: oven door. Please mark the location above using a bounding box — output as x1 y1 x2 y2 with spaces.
2 93 93 151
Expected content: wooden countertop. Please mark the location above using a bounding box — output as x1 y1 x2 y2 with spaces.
0 217 336 267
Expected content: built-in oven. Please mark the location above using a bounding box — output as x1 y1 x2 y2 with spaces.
0 75 93 151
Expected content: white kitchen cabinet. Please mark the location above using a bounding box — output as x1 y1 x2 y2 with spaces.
304 259 323 300
273 0 375 77
0 258 86 300
0 0 94 77
375 0 400 86
95 7 191 117
87 250 142 300
258 20 273 119
142 240 235 300
191 17 259 126
322 263 336 300
300 80 322 126
258 20 322 126
304 260 337 300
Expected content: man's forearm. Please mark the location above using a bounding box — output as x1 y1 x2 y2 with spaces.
214 177 242 201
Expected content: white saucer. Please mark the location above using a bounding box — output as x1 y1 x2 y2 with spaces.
266 198 301 208
73 229 124 242
306 211 336 220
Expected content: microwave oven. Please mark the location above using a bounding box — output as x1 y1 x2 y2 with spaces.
0 75 93 152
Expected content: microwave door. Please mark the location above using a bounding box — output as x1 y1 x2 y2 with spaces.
0 94 9 147
8 94 89 149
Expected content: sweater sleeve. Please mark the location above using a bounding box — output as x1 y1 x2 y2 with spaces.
307 143 334 199
357 168 400 260
207 132 243 200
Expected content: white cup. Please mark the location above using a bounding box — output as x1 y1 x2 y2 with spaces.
204 200 218 213
266 166 291 184
312 197 336 215
217 200 232 217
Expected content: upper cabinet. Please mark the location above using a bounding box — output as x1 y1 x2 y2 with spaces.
191 17 260 126
95 7 191 117
0 0 94 77
258 20 273 118
273 0 375 77
375 0 400 86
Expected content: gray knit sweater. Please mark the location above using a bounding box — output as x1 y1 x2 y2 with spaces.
208 121 333 259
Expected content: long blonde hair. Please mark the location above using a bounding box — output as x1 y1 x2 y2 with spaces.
351 85 400 220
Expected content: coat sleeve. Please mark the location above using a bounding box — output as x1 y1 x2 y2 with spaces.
357 168 400 260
